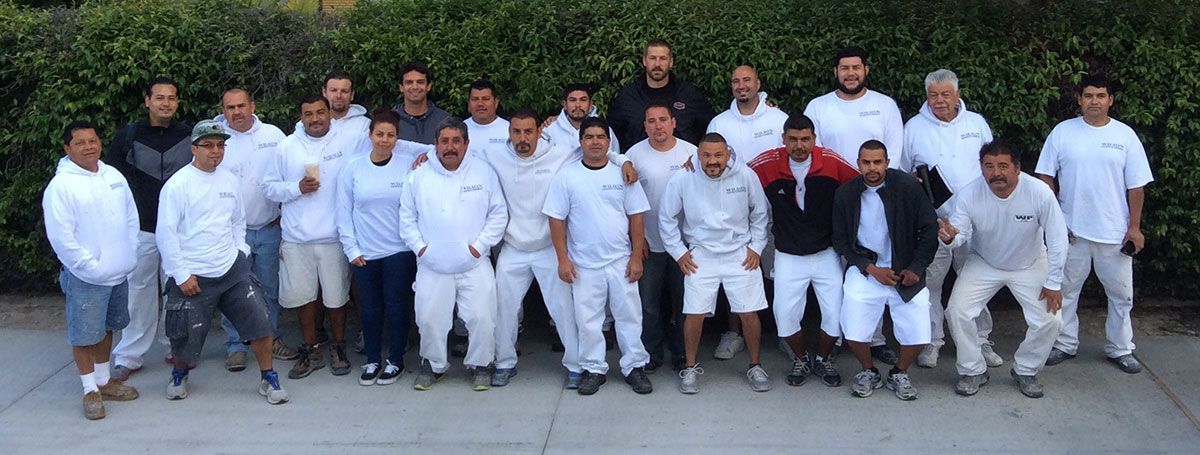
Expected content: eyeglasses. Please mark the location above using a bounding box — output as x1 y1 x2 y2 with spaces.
195 142 226 150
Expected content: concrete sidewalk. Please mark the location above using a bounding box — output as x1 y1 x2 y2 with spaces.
1 310 1198 453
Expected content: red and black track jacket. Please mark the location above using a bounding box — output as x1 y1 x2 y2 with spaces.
748 146 859 256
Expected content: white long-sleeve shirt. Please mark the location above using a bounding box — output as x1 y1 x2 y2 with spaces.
262 127 367 244
901 100 994 202
658 152 769 261
466 117 511 156
945 173 1069 290
626 138 698 253
804 89 904 167
336 146 422 261
43 158 140 286
157 164 249 282
542 161 651 269
706 92 787 162
214 114 285 229
399 154 508 274
543 106 620 154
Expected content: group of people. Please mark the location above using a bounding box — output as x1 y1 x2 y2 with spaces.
43 40 1152 421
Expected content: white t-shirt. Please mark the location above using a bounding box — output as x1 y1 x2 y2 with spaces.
336 152 416 261
803 90 904 167
946 173 1069 289
625 138 697 253
1034 117 1153 244
542 161 651 268
157 164 249 282
856 184 892 268
466 116 511 156
787 155 813 210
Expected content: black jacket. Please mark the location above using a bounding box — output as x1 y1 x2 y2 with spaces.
608 73 715 152
831 169 938 302
103 119 193 233
392 101 451 145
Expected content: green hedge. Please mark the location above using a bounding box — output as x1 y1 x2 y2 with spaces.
2 0 1198 297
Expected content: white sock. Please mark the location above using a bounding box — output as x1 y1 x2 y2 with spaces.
80 373 98 394
94 362 111 386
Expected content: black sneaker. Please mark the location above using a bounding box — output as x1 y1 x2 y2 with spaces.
359 363 381 386
376 360 403 385
786 358 811 386
814 357 842 387
624 367 653 394
578 371 607 396
871 345 898 365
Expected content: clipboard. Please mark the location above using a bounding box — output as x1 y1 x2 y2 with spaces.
915 164 953 209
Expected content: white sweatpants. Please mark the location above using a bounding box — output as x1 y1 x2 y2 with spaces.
573 260 650 376
494 245 579 372
773 248 843 338
947 255 1063 376
1054 238 1135 357
414 262 497 373
841 267 931 346
112 231 168 369
927 242 994 348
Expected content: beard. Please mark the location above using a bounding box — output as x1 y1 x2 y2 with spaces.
836 77 867 95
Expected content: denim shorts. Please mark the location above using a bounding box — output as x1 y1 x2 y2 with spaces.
61 267 130 346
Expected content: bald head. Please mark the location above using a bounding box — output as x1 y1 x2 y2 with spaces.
731 65 761 104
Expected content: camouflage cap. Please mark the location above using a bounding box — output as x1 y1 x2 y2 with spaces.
191 119 231 144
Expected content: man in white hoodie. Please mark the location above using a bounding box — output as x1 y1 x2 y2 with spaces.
44 120 142 420
901 69 1000 369
158 120 288 405
322 69 371 134
400 118 508 392
543 83 620 154
704 64 787 361
659 133 771 394
263 94 366 380
465 79 510 156
803 46 905 167
481 108 635 388
214 88 298 372
543 117 654 396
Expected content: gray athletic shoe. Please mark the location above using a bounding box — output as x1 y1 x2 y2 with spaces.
916 344 939 368
166 372 188 400
470 367 492 391
714 331 744 360
413 361 444 391
678 365 703 394
746 365 771 392
886 372 918 401
1107 354 1142 374
1044 347 1075 366
955 373 989 396
564 372 583 390
851 368 882 398
257 371 289 405
981 342 1005 368
1011 369 1044 398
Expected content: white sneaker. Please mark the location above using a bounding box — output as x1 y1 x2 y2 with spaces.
981 342 1004 368
258 372 289 405
678 365 703 394
916 344 940 368
746 365 771 392
714 331 745 360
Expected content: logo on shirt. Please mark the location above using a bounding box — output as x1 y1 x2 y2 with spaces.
669 165 682 171
218 191 236 199
489 138 505 144
257 142 278 149
859 110 881 117
1101 142 1126 151
753 129 775 139
535 168 553 175
461 184 483 193
109 182 124 190
725 186 747 195
1014 214 1034 222
390 182 403 188
960 132 981 140
601 184 623 191
322 151 343 162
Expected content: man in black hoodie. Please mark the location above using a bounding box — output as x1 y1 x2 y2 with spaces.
832 140 937 402
608 39 715 152
104 76 193 382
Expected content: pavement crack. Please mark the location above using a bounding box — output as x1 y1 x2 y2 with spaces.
541 383 566 454
1139 353 1200 433
0 359 72 415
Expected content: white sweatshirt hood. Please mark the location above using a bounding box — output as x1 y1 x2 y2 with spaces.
728 92 773 122
43 158 140 286
659 152 768 261
918 98 969 126
545 106 620 153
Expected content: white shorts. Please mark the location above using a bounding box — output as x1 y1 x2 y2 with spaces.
279 241 351 309
840 266 931 345
772 248 843 338
682 248 768 316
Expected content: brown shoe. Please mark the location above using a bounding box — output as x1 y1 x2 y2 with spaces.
330 341 351 376
83 391 105 420
98 380 139 401
288 344 324 379
272 338 301 361
225 351 248 372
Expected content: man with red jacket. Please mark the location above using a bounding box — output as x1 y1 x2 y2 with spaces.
749 114 859 388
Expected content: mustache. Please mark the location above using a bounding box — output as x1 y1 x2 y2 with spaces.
989 176 1007 183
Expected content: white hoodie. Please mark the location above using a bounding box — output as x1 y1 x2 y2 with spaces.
706 92 787 162
214 114 286 229
476 138 628 252
658 150 769 261
803 89 904 166
400 153 508 274
901 99 993 196
542 106 620 155
262 127 368 244
157 164 250 282
43 158 140 286
294 104 371 137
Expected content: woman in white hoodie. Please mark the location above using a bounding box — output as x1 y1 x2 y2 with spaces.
43 121 141 420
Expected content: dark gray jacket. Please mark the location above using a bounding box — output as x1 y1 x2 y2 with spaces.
831 169 938 302
392 100 451 145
